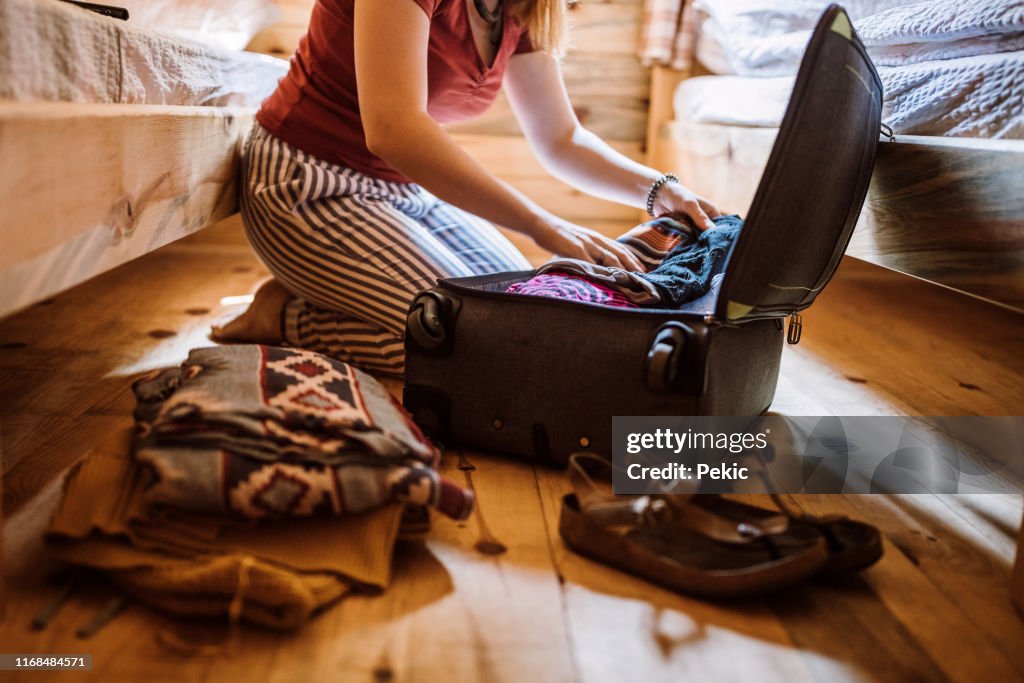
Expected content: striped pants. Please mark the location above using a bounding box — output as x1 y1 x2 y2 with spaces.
239 123 531 376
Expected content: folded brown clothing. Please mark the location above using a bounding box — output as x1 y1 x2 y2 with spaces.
45 439 403 630
536 258 663 305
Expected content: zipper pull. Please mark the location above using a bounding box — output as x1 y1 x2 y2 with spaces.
787 313 803 345
880 122 895 142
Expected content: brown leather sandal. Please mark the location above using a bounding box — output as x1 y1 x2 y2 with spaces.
558 454 829 599
691 495 883 575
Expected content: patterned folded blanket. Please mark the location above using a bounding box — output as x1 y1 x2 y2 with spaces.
132 345 473 520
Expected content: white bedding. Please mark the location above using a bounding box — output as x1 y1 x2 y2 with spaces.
692 0 1024 76
674 50 1024 138
679 0 1024 138
0 0 288 107
119 0 280 52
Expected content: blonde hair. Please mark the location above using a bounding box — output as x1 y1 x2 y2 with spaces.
510 0 570 55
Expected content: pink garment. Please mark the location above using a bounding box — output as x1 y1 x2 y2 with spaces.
505 273 640 308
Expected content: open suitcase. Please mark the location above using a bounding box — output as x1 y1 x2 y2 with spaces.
403 5 884 466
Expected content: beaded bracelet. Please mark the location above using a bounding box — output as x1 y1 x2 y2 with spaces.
645 173 679 217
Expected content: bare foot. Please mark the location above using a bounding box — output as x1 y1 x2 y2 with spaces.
210 278 293 344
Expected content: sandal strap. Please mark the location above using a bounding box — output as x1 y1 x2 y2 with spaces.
669 502 774 543
690 494 791 536
568 452 696 515
567 453 783 545
768 492 850 527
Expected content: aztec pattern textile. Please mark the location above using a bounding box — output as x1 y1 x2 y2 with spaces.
639 0 700 71
132 345 473 520
505 273 641 308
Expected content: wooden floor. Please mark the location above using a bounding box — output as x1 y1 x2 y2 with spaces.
1 216 1023 682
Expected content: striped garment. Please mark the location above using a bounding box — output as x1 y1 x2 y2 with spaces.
615 216 697 270
505 274 640 308
239 123 531 376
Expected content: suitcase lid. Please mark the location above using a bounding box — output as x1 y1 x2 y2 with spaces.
715 5 883 324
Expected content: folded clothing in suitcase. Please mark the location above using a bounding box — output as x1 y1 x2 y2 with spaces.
403 4 885 465
509 214 741 311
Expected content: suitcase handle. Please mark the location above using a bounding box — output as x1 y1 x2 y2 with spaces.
645 322 708 396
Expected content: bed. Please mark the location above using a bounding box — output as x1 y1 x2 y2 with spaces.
645 0 1024 313
0 0 288 318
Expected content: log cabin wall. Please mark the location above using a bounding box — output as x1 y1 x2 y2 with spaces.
247 0 650 247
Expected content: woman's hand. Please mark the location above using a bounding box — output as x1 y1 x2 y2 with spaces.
532 218 645 272
651 182 722 232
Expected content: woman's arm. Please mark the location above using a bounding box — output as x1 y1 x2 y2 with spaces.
504 50 720 231
353 0 641 270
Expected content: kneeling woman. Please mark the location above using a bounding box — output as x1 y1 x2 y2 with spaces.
215 0 720 374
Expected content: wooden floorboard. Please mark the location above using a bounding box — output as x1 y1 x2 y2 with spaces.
534 467 826 683
1 215 1022 681
783 494 1021 682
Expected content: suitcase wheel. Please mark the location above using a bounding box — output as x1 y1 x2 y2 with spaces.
413 405 441 438
407 292 449 350
645 327 684 392
403 386 451 440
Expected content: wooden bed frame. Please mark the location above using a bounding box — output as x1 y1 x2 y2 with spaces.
5 50 1021 317
0 101 253 318
646 66 1024 314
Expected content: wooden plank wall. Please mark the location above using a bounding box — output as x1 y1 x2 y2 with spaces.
246 0 315 57
247 0 650 237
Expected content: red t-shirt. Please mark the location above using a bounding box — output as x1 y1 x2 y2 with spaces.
256 0 536 183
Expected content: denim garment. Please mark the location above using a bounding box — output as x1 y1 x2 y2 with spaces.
637 215 742 308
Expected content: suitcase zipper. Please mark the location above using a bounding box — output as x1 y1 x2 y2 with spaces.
880 122 895 142
787 312 803 344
